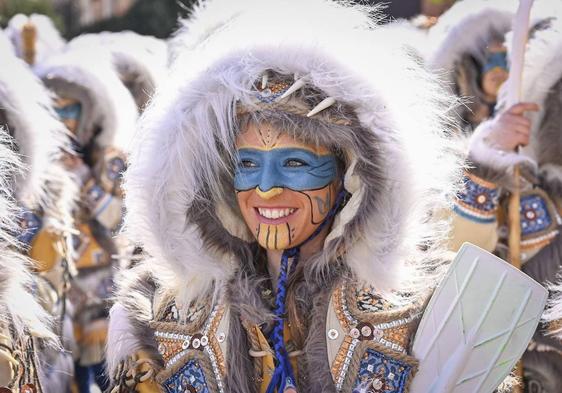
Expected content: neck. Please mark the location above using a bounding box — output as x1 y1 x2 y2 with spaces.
266 226 330 288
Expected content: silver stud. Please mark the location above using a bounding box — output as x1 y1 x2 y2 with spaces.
192 338 201 349
182 339 190 349
201 335 209 346
328 329 339 340
371 378 383 389
361 325 372 337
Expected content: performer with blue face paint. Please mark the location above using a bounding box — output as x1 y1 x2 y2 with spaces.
235 123 341 251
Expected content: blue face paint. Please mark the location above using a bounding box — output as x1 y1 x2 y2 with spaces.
234 147 337 192
55 102 82 121
482 51 508 74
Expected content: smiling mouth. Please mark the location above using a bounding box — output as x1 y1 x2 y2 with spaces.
255 207 298 223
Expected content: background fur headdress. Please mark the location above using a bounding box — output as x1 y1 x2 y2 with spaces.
68 32 168 111
35 46 139 151
122 0 462 307
0 38 76 231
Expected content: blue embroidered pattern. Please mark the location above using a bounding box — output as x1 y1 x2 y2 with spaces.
164 359 209 393
454 174 499 223
520 194 552 236
352 348 413 393
15 208 43 246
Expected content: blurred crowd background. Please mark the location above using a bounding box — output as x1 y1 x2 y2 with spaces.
0 0 457 39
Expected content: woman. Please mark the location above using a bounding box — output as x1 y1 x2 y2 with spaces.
107 1 462 392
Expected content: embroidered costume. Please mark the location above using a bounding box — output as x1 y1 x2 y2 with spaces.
106 1 466 392
34 42 138 392
444 8 562 392
0 29 77 393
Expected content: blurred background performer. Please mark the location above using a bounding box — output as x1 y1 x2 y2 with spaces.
35 44 138 393
0 29 77 393
440 1 562 391
0 130 59 393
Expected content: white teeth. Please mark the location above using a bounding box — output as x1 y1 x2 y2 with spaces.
257 208 296 219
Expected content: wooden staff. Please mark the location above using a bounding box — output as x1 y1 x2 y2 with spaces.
505 0 534 391
21 20 37 66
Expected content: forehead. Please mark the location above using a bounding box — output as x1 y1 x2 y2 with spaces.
235 121 330 155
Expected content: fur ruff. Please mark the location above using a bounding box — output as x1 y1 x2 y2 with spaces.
35 46 139 151
123 0 461 307
5 13 65 66
0 48 76 231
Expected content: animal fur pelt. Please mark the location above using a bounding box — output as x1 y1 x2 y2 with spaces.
108 0 463 377
0 43 76 233
35 46 139 151
5 13 65 66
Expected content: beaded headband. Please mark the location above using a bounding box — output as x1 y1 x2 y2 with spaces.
236 73 353 126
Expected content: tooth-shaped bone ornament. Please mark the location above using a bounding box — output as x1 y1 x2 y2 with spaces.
307 97 336 117
278 77 307 101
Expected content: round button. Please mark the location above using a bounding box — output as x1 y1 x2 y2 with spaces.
217 332 226 343
200 335 209 346
192 338 201 349
361 325 372 337
371 378 383 390
182 338 190 349
350 328 360 339
328 329 339 340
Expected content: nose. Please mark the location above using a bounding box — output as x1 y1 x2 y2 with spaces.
256 187 284 200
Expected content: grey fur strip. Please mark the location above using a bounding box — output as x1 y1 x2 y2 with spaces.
303 281 337 393
522 232 562 288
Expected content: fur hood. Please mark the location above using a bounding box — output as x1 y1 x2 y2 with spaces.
0 44 76 231
4 13 65 66
0 131 54 341
426 0 556 82
123 0 461 307
35 46 139 151
68 32 168 111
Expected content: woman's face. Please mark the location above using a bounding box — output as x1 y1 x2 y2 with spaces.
54 97 82 135
235 122 339 250
481 41 509 100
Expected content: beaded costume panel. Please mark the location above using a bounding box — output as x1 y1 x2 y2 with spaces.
149 300 228 393
327 282 420 392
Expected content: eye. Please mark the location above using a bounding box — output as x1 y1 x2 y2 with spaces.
284 159 308 167
239 159 258 168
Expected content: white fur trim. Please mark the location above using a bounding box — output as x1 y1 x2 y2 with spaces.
468 119 537 174
106 303 145 376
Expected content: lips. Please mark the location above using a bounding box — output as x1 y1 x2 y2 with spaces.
254 207 297 224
